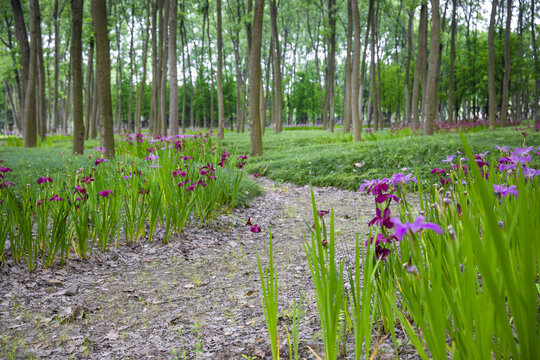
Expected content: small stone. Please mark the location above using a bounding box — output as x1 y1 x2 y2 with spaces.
48 279 63 287
64 284 79 296
45 287 57 294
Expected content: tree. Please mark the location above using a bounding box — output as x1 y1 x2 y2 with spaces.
488 0 499 130
326 0 337 132
10 0 29 119
93 0 115 158
447 0 457 124
71 0 84 155
249 0 264 156
217 0 225 139
23 0 38 148
500 0 512 126
530 0 539 125
270 0 282 133
411 2 427 131
169 0 178 135
423 0 441 135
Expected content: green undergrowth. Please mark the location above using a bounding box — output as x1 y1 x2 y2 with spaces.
225 128 540 190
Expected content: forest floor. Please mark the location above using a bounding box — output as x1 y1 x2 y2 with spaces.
0 178 420 360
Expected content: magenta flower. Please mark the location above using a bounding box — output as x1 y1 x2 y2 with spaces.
522 166 539 179
37 199 45 206
99 190 113 197
37 177 53 185
95 158 105 166
81 175 95 184
375 246 391 261
218 150 230 168
250 224 261 233
49 194 64 202
177 179 190 187
365 233 397 246
0 167 13 173
511 145 534 157
493 184 518 198
368 208 394 229
0 182 14 189
392 216 442 241
431 168 447 176
138 188 149 194
185 185 196 191
493 145 509 153
253 173 262 178
317 210 330 217
246 218 252 226
93 146 106 152
359 178 390 194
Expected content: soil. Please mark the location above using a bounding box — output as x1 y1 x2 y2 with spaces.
0 178 419 360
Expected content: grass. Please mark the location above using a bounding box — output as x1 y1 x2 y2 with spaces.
224 127 540 190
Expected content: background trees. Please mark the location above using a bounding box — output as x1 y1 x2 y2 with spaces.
1 0 538 150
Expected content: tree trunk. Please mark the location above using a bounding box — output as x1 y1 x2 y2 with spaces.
160 0 169 135
270 0 283 133
532 0 540 126
150 0 160 134
448 0 457 124
404 7 414 125
488 0 499 129
180 1 187 133
169 0 178 135
93 0 115 158
84 38 94 139
500 0 512 126
343 0 352 133
113 2 123 134
71 0 84 155
357 0 375 136
424 0 441 135
370 14 378 131
217 0 225 138
127 3 135 133
36 3 47 139
135 2 150 134
10 0 30 118
249 0 264 156
89 74 98 139
207 12 215 131
411 3 427 131
326 0 336 132
351 0 361 141
23 0 38 147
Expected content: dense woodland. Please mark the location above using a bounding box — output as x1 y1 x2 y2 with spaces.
1 0 539 156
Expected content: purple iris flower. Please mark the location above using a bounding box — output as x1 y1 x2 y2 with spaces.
375 246 391 261
511 146 534 157
317 210 330 217
99 190 113 197
365 233 398 246
359 178 390 194
442 155 456 164
37 177 53 185
368 208 395 229
493 184 518 198
0 182 14 189
95 158 105 166
250 224 261 233
522 166 539 179
391 173 417 186
49 194 64 202
392 216 442 241
493 145 509 153
0 167 13 173
93 146 106 152
431 168 447 176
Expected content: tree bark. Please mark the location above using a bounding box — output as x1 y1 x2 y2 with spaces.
217 0 225 138
249 0 264 156
10 0 30 117
424 0 441 135
270 0 283 133
150 0 160 133
23 0 38 148
532 0 540 126
326 0 336 132
36 3 47 139
448 0 457 124
411 3 427 131
84 38 94 140
351 0 361 141
404 7 414 125
127 3 135 133
71 0 84 155
500 0 512 126
169 0 178 135
93 0 115 158
488 0 499 129
343 0 353 133
135 2 150 134
160 0 170 135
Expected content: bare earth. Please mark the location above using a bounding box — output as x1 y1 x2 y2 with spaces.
0 178 418 360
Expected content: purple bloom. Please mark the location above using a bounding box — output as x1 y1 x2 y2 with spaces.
37 199 45 206
0 182 14 189
511 146 534 157
74 185 87 196
93 146 106 152
138 188 149 194
442 155 456 163
49 194 64 202
95 158 105 166
81 175 95 183
522 166 539 179
0 167 13 173
493 184 518 198
250 224 261 233
317 210 330 217
359 178 390 194
375 246 391 261
99 190 113 197
368 208 395 229
493 145 509 153
431 168 447 176
145 154 159 161
37 177 53 185
365 233 398 246
172 170 187 178
391 173 417 186
253 173 262 178
392 216 442 241
246 218 252 226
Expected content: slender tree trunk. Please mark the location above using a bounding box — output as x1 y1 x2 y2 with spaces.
488 0 499 129
370 14 378 131
113 2 123 134
343 0 352 133
500 0 512 126
10 0 30 118
84 39 94 139
270 0 283 133
36 3 46 139
448 0 457 124
150 0 160 133
135 2 150 134
169 0 178 135
217 0 225 138
71 0 84 154
93 0 115 158
24 0 38 147
357 0 375 136
351 0 361 141
160 0 170 135
89 74 98 139
250 0 264 156
326 0 336 132
63 65 71 134
4 82 19 132
411 3 427 131
424 0 441 135
207 14 215 130
127 4 135 133
180 2 187 133
532 0 540 126
404 7 414 125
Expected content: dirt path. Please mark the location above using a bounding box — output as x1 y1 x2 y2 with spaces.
0 178 403 360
